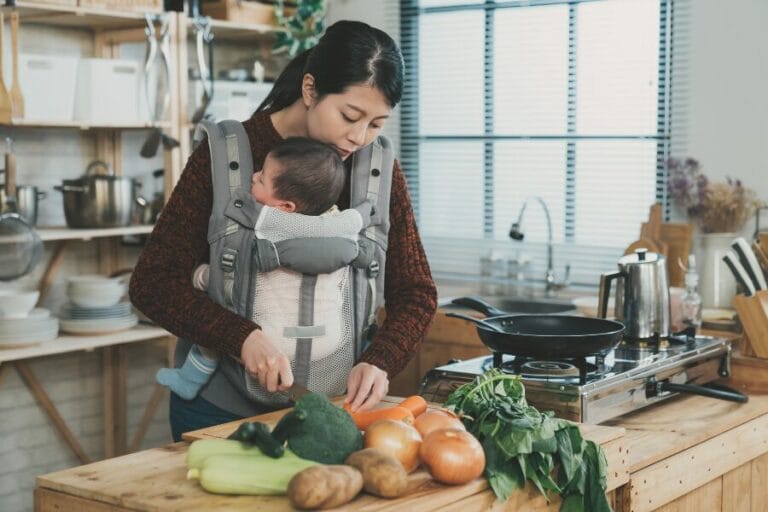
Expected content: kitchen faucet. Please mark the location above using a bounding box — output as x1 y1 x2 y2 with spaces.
509 196 570 297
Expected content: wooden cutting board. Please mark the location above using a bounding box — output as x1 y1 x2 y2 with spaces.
659 222 693 287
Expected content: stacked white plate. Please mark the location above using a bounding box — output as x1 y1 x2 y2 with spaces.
59 302 138 335
67 275 126 309
61 276 137 335
0 308 59 347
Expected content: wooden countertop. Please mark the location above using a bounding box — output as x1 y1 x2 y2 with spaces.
605 392 768 511
35 397 628 512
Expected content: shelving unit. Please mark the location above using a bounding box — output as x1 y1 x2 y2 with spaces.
8 2 153 29
0 324 169 364
205 17 284 41
0 5 287 466
0 120 172 130
36 224 154 241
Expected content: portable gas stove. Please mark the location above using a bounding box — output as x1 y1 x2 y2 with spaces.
420 333 739 423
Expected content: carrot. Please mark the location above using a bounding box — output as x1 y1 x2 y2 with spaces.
399 395 428 418
343 405 415 431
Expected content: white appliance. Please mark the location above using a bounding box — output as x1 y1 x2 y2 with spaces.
18 54 79 122
188 80 273 122
74 58 144 124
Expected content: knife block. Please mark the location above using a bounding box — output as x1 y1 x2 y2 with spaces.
733 290 768 358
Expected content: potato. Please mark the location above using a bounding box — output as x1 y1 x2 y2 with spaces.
345 448 408 498
287 465 363 510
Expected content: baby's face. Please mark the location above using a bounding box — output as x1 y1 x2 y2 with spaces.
250 155 284 207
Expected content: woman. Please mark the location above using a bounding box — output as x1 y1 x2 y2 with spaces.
129 20 437 441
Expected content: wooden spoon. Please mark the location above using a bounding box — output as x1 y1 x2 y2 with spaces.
9 11 23 120
0 13 12 123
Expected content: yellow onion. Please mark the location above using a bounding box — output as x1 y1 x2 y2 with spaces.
364 419 422 473
420 429 485 485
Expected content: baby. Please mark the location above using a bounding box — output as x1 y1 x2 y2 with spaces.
156 137 348 400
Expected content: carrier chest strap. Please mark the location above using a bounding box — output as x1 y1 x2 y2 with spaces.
294 274 318 387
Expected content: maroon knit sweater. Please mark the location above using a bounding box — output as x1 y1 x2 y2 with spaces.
129 111 437 378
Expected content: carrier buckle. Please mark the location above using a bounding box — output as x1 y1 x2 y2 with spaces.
368 259 380 278
221 248 237 272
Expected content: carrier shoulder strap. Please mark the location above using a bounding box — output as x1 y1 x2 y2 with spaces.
194 120 255 307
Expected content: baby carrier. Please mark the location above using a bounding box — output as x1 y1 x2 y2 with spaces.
172 120 394 416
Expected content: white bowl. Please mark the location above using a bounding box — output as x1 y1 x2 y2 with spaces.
69 286 125 308
0 289 40 318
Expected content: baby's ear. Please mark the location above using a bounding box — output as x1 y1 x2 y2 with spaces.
278 200 297 213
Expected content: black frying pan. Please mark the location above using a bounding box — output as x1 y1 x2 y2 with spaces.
446 296 625 359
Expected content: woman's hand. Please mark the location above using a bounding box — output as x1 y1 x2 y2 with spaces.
345 362 389 412
240 329 293 393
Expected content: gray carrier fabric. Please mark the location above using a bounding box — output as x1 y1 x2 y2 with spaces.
173 120 394 417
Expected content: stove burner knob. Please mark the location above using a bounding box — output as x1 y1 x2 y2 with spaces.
645 379 662 398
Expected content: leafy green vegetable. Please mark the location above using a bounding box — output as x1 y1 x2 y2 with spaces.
444 369 611 512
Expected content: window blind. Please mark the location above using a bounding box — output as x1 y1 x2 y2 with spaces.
399 0 677 287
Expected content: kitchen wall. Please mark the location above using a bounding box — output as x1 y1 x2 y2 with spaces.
672 0 768 230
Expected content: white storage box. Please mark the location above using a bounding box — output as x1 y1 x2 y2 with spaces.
18 54 79 122
74 58 143 124
188 80 273 122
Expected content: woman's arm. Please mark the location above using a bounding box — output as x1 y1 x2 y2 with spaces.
129 142 258 359
357 160 438 377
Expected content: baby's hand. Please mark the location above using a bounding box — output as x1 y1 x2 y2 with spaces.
191 264 210 291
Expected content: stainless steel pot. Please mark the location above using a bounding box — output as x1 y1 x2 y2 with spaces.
1 185 45 226
598 248 670 340
55 161 138 228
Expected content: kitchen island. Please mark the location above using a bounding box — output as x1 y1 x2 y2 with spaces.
34 391 768 511
34 396 628 511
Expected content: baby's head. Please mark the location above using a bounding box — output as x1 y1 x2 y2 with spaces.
251 137 345 215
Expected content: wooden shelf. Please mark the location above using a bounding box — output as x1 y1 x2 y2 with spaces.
5 2 153 30
1 120 172 130
189 17 285 42
37 225 154 241
0 324 170 364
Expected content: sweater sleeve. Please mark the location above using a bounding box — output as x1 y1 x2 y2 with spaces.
129 142 259 359
358 160 438 378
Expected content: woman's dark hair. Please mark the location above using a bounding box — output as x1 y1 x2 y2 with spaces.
257 20 404 112
269 137 345 216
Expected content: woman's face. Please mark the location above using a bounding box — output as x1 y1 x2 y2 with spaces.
303 78 392 160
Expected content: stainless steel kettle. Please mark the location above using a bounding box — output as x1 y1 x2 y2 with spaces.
598 248 670 340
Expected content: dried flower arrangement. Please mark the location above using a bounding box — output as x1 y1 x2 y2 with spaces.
667 157 764 233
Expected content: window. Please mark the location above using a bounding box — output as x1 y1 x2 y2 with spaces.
400 0 671 285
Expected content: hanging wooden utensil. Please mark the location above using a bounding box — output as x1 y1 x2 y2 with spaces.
9 11 24 120
0 13 12 123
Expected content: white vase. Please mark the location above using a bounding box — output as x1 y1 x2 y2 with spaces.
694 232 737 309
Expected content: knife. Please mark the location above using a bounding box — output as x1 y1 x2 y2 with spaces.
731 237 767 291
723 250 757 296
288 382 312 403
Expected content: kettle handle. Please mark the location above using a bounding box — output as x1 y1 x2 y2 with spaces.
598 270 623 319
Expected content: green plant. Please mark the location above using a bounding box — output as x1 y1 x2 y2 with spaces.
274 0 327 56
445 369 610 512
667 157 764 233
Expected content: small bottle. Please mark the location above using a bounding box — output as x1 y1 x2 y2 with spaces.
680 254 703 330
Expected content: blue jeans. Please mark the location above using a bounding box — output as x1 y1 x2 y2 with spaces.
169 392 244 442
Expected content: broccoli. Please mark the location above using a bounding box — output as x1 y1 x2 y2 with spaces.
271 392 362 464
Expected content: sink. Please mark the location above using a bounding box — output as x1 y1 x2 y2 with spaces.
443 296 578 315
